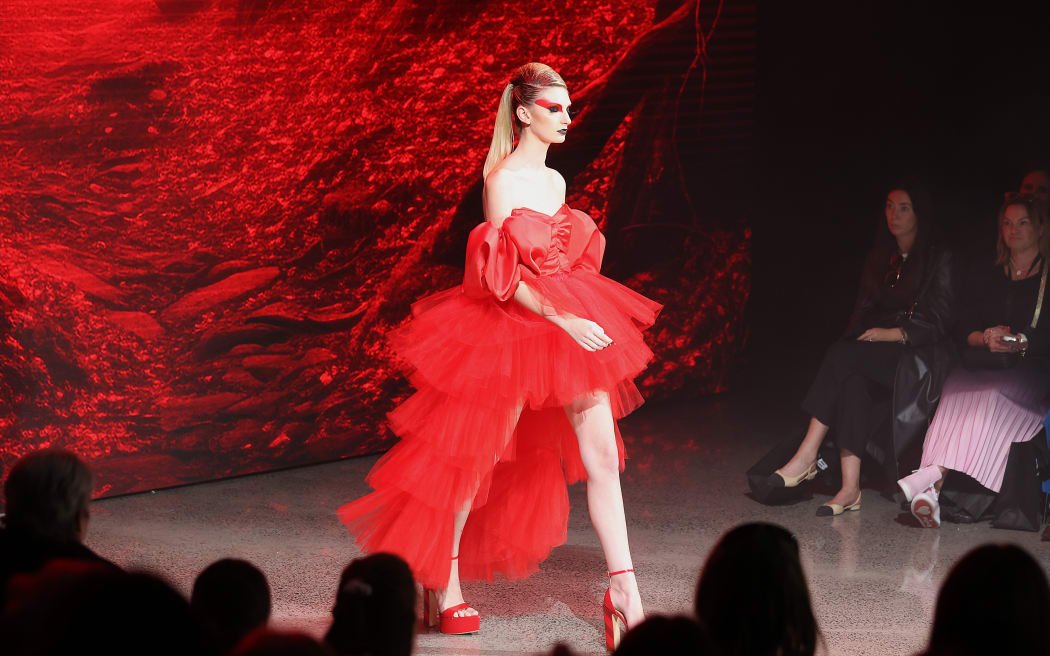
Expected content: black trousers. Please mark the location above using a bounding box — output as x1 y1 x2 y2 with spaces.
802 340 903 458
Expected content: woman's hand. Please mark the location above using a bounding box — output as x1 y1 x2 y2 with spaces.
556 316 613 352
856 327 903 343
983 325 1012 352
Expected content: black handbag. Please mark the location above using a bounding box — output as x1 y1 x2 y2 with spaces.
990 436 1050 532
938 433 1050 531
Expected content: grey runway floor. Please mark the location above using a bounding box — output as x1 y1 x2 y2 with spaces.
87 394 1050 656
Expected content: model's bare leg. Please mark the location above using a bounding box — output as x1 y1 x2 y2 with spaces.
434 500 478 618
564 390 644 629
436 399 526 618
827 449 862 507
778 417 830 478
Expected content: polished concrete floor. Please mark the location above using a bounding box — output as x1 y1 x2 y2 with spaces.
87 392 1050 656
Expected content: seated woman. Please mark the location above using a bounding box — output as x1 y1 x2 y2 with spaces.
898 193 1050 527
769 183 954 516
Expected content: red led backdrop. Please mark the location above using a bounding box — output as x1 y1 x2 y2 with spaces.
0 0 753 497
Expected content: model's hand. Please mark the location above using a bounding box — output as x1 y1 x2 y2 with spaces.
983 325 1011 351
560 317 613 352
857 327 901 343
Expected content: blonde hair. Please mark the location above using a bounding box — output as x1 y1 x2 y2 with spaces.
483 62 567 180
996 193 1049 265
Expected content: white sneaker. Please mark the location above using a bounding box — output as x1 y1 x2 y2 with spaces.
910 488 941 528
898 465 941 503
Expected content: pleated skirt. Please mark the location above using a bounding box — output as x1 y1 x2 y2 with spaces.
920 367 1050 492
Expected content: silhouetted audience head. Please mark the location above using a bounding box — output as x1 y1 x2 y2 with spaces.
1 560 211 656
0 450 115 611
3 448 93 542
613 615 714 655
192 558 273 654
1019 168 1049 204
696 522 820 656
925 543 1050 656
232 630 335 656
324 553 415 656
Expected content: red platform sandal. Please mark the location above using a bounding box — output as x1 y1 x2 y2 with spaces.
422 556 480 635
603 568 634 651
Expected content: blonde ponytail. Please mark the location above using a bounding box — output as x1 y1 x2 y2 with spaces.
483 83 516 180
482 63 568 181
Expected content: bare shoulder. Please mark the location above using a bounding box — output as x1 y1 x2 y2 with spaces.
483 169 518 228
548 168 566 197
485 167 516 196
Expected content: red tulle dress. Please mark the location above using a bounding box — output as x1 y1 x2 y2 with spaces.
337 203 662 590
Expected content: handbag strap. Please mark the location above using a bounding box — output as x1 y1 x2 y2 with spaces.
1030 260 1048 329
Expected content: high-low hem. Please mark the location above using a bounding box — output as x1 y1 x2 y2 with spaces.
338 204 661 589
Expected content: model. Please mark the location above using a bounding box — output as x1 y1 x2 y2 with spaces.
337 62 662 651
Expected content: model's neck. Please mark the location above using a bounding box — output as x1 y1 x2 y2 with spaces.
513 129 550 168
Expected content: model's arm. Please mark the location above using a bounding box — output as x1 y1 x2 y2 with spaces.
484 171 611 352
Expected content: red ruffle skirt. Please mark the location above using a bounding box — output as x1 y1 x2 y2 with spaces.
338 269 661 589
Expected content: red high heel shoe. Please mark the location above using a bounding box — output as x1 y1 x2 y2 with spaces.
422 556 480 635
603 568 634 651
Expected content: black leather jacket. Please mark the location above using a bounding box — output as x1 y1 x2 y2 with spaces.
846 244 956 476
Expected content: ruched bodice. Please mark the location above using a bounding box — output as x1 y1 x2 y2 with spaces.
464 204 605 301
539 209 572 275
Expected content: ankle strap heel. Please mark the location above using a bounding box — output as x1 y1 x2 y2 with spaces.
421 555 480 635
608 568 635 577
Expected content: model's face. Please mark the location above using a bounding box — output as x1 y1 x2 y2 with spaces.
885 190 918 238
517 86 572 143
1020 171 1050 203
1002 203 1041 255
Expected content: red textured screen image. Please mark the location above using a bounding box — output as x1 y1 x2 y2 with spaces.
0 0 753 498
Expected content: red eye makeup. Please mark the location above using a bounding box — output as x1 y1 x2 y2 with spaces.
534 98 563 113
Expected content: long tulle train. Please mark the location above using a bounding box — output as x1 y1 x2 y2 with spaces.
338 269 660 588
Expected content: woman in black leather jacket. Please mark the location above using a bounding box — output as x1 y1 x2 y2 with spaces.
768 183 954 516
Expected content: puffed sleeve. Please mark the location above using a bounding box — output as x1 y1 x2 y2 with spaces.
567 209 606 273
463 221 521 301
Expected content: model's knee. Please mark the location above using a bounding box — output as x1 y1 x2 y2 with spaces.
582 441 620 478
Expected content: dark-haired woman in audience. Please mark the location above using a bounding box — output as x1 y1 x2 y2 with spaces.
695 522 820 656
922 543 1050 655
769 184 954 515
324 553 415 656
898 193 1049 526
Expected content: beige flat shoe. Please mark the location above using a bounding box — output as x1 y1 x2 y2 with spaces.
816 492 861 517
768 460 818 488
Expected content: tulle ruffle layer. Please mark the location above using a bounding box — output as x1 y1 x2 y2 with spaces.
338 400 591 588
390 269 661 411
338 270 661 589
